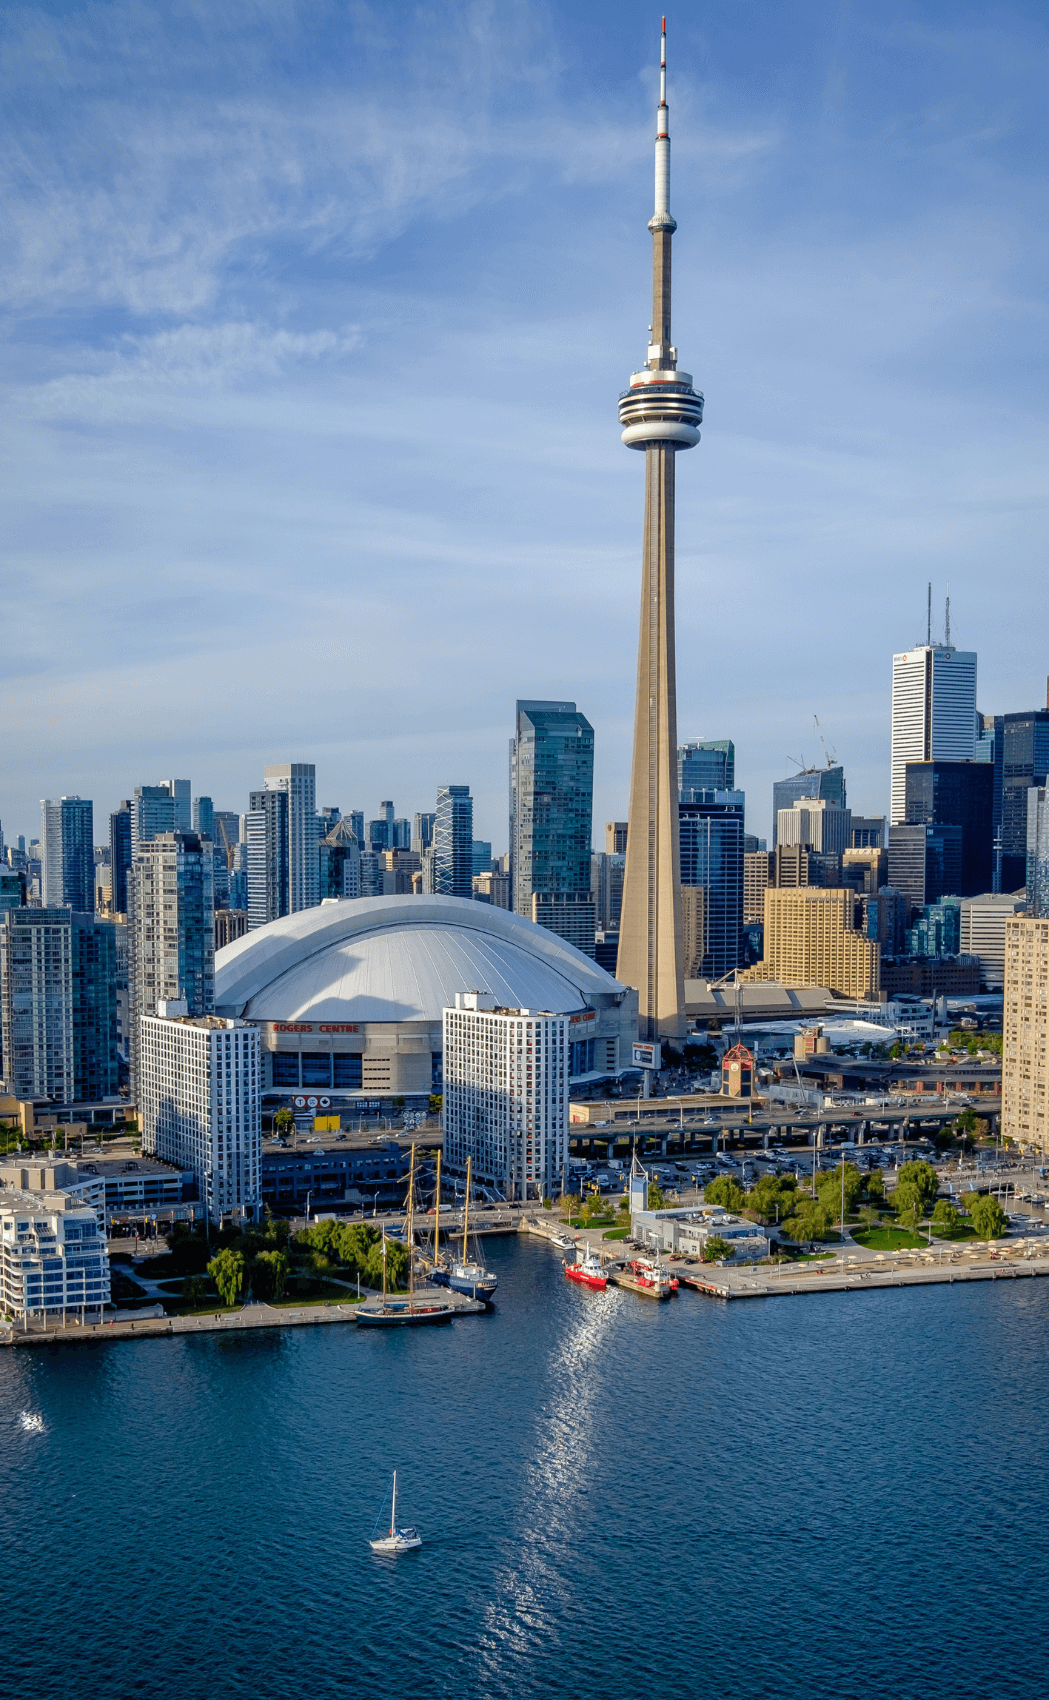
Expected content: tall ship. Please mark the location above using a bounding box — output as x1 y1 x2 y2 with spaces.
356 1146 456 1327
430 1155 498 1305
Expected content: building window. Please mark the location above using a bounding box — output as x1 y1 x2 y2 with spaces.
333 1054 363 1089
301 1053 333 1088
272 1053 299 1087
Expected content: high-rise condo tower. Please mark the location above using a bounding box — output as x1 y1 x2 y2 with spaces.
616 21 703 1039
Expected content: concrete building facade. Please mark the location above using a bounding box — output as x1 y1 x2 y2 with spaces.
128 833 214 1099
443 992 569 1202
0 1182 110 1323
890 644 977 825
745 888 880 1002
1002 917 1049 1152
139 1010 261 1223
959 893 1027 991
0 908 74 1102
616 24 702 1041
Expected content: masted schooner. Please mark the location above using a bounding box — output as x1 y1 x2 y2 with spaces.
356 1145 455 1327
429 1154 498 1304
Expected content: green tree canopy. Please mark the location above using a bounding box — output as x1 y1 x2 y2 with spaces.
894 1160 939 1214
208 1248 245 1308
747 1173 797 1223
969 1195 1009 1239
251 1250 289 1302
702 1235 733 1263
780 1198 831 1244
865 1168 885 1202
931 1199 959 1231
817 1161 864 1221
704 1175 746 1212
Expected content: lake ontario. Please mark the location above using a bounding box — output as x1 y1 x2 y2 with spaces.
3 1235 1048 1699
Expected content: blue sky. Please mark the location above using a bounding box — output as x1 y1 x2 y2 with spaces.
2 0 1047 850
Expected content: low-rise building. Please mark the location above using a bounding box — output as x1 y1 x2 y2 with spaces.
0 1182 110 1323
261 1138 413 1214
632 1205 769 1262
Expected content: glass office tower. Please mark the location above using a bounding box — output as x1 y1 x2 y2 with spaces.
679 790 745 978
509 701 594 919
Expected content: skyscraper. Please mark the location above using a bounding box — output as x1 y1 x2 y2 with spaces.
71 912 119 1102
158 780 192 832
679 791 744 979
890 637 977 825
510 701 595 951
245 788 289 929
40 797 94 912
128 832 214 1099
1028 787 1049 918
264 763 319 913
993 709 1049 891
903 759 993 896
616 23 703 1039
193 796 215 839
1002 917 1049 1152
130 786 176 860
679 740 734 797
433 786 473 898
771 768 846 848
109 802 132 914
0 907 74 1101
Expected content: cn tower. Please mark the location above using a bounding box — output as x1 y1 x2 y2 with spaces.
616 19 703 1041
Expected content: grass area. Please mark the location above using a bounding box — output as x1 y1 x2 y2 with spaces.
851 1225 927 1251
931 1222 981 1242
110 1271 148 1302
269 1292 364 1308
160 1299 241 1318
602 1227 631 1241
156 1278 219 1297
283 1276 358 1301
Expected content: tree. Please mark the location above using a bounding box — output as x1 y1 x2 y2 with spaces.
647 1182 668 1211
181 1274 207 1305
816 1162 863 1221
894 1160 939 1215
747 1173 796 1224
780 1198 831 1244
931 1199 959 1232
865 1168 885 1203
702 1235 733 1263
969 1195 1009 1239
274 1107 295 1137
858 1205 880 1235
704 1175 745 1212
252 1250 289 1302
208 1249 245 1308
429 1094 443 1116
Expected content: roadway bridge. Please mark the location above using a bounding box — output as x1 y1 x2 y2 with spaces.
568 1099 1001 1162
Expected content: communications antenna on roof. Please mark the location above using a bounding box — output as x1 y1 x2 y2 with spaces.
926 581 932 647
945 582 952 647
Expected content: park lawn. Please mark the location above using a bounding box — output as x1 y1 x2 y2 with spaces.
283 1276 359 1301
156 1278 219 1297
931 1221 982 1242
851 1225 927 1250
602 1227 631 1241
269 1291 364 1307
160 1298 242 1317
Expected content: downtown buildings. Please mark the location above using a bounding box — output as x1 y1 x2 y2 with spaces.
510 701 595 956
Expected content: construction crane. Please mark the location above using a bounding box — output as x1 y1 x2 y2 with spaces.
813 713 837 769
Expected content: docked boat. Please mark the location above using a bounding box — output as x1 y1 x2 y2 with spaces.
369 1470 422 1554
563 1246 608 1290
356 1148 456 1328
615 1256 676 1300
430 1155 498 1304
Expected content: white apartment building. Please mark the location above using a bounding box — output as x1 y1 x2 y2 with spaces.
1003 917 1049 1153
890 645 977 825
960 893 1026 991
139 1007 261 1223
443 992 569 1203
0 1184 110 1324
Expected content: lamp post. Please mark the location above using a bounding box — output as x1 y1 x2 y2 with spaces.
304 1191 312 1229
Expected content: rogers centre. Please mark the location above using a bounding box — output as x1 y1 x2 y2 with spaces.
214 894 639 1111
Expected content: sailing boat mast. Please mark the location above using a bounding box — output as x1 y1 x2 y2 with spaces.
433 1147 442 1268
462 1155 471 1262
406 1144 416 1301
390 1470 397 1539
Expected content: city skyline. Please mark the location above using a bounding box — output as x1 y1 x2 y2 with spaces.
3 3 1047 845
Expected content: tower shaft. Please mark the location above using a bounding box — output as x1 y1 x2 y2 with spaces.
615 22 702 1041
618 444 685 1038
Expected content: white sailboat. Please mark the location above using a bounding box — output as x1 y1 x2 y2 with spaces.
369 1469 422 1554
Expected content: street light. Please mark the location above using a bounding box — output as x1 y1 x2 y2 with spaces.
304 1190 313 1228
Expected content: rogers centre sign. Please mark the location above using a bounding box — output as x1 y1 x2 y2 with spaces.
271 1023 360 1034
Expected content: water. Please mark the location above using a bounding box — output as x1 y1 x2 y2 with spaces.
3 1238 1048 1698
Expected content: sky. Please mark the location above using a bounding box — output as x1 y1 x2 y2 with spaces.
2 0 1047 851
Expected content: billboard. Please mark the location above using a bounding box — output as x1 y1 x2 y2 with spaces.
631 1041 662 1070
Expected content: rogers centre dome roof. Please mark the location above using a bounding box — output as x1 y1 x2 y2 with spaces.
215 895 627 1025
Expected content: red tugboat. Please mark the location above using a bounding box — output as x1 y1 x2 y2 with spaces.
615 1257 676 1300
563 1246 609 1290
